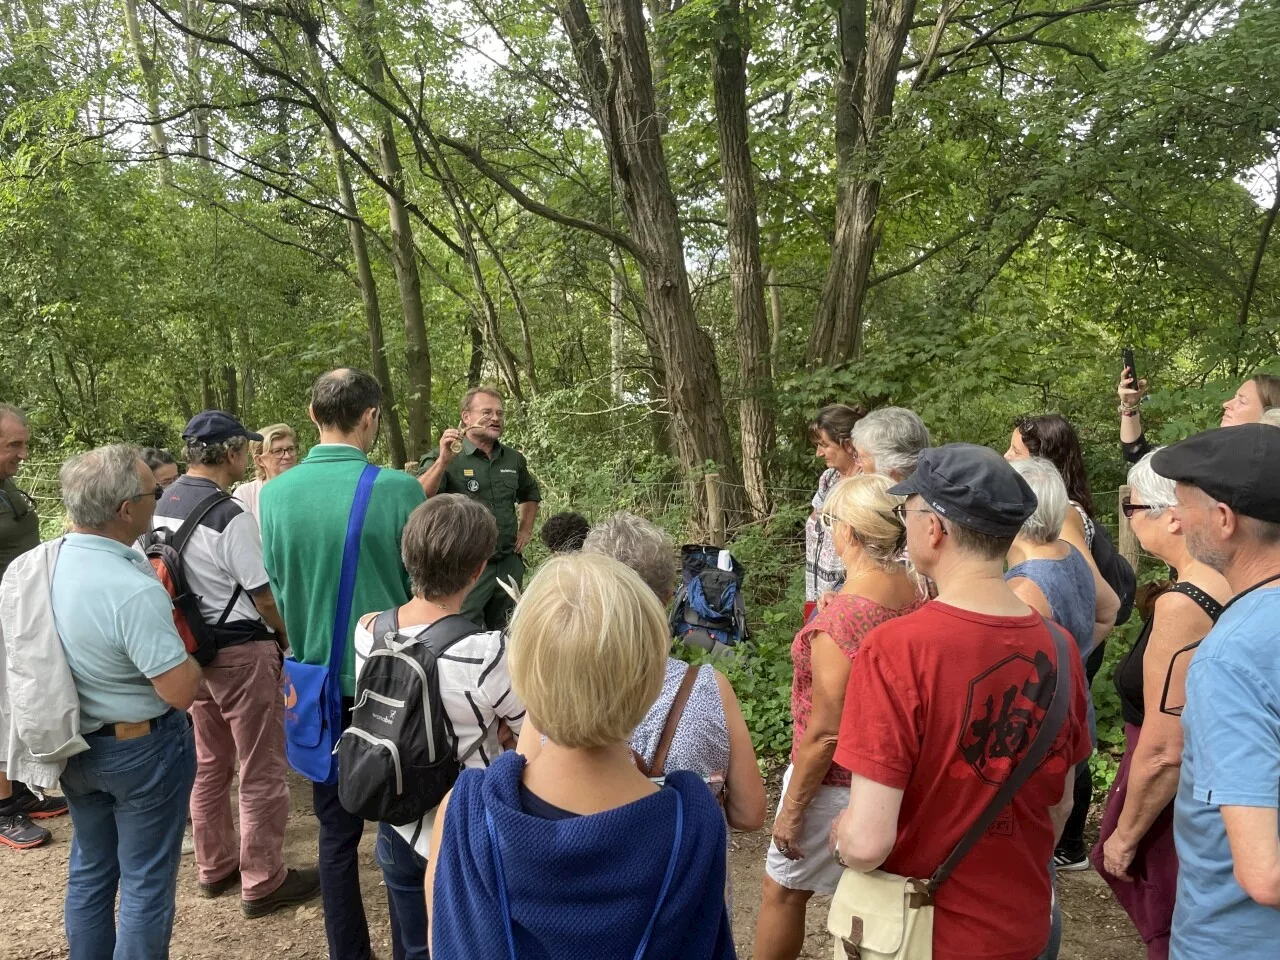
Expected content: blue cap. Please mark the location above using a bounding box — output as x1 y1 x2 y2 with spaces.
182 411 263 446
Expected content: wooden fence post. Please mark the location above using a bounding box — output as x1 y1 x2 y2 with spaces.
705 472 725 547
1118 484 1139 572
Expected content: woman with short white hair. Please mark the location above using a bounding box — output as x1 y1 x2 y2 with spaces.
1091 452 1230 960
426 553 735 959
850 406 930 480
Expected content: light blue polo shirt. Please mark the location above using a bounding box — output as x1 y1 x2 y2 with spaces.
1172 586 1280 959
50 533 189 733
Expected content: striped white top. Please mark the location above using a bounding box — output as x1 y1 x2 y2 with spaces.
354 614 526 857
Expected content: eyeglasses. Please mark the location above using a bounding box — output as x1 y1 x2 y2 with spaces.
892 504 935 522
121 486 163 509
1121 499 1153 519
268 445 297 460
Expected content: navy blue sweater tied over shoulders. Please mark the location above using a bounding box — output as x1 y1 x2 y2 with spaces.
430 750 736 959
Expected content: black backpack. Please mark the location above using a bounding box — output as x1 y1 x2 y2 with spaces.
139 492 238 667
338 609 487 825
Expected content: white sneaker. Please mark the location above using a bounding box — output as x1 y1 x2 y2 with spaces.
182 831 195 856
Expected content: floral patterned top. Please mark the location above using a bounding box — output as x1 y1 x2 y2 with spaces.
805 467 845 602
790 592 925 786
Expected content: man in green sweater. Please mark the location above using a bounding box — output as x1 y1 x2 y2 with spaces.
260 367 422 960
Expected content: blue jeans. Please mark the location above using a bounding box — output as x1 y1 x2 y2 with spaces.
1037 862 1062 960
60 710 196 960
376 822 430 960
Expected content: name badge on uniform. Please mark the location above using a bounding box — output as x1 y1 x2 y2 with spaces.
463 469 474 477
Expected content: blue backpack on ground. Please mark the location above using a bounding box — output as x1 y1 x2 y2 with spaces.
670 544 747 655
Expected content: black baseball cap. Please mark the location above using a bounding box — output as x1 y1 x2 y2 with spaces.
889 443 1038 538
1152 424 1280 523
182 410 263 446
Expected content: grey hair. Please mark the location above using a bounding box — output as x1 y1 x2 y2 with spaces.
1009 456 1068 545
1261 407 1280 428
0 404 28 430
1126 449 1176 516
61 444 144 528
186 436 248 467
851 407 931 480
581 511 677 602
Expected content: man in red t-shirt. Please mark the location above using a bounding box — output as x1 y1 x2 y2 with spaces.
831 443 1091 960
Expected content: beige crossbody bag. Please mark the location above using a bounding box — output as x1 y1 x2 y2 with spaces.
827 620 1072 960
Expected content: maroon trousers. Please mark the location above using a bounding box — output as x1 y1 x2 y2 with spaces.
1090 723 1177 960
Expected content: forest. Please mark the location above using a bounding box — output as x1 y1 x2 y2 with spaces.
2 0 1278 760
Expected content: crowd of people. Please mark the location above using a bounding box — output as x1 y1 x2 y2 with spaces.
0 363 1275 960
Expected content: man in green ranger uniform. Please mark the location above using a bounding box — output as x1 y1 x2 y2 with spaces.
418 386 540 629
0 404 69 850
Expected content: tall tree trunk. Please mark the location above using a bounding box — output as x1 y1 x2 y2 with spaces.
806 0 916 367
122 0 171 181
180 0 212 165
304 36 408 468
712 0 774 520
558 0 746 525
768 262 783 377
611 250 625 401
353 0 432 459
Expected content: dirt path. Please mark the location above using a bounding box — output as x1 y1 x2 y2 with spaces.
6 774 1146 959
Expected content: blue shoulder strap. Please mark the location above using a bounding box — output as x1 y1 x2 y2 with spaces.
328 464 379 678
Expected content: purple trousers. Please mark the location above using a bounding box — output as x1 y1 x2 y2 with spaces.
1090 723 1176 960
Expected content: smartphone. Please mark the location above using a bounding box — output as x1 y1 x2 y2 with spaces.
1122 347 1138 385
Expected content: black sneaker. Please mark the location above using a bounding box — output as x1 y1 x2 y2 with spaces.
0 813 52 850
242 867 322 919
1053 847 1090 872
198 869 242 899
5 791 68 820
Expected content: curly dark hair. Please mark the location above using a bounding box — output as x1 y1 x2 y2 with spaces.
1013 413 1094 517
540 512 591 553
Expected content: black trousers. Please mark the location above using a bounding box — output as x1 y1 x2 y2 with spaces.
313 699 371 960
1060 641 1109 854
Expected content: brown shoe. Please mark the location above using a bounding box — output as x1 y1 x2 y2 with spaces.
241 867 322 919
198 869 241 898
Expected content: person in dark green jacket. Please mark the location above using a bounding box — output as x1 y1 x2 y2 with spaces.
259 367 423 960
418 385 541 629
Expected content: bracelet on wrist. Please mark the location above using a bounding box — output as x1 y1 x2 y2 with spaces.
1118 403 1140 417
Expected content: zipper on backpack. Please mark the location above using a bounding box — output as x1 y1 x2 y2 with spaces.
368 649 437 764
355 689 406 710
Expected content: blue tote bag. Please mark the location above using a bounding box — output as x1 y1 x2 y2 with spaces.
282 463 378 784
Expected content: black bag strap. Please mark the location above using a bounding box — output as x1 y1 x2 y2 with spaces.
634 663 699 778
928 619 1072 893
170 491 231 556
214 585 244 628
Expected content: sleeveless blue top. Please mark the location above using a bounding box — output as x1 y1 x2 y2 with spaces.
430 750 736 960
1006 543 1098 743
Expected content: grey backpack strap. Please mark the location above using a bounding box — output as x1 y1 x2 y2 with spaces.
370 608 401 650
927 619 1073 894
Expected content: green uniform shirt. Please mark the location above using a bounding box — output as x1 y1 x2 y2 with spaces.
420 438 541 559
260 444 425 696
0 478 40 579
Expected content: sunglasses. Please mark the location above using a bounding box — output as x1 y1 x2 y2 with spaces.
1121 499 1153 519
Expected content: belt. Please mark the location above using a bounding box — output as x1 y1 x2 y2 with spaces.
85 708 176 741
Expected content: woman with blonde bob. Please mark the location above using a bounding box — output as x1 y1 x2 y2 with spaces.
753 475 924 960
425 553 735 959
232 423 297 522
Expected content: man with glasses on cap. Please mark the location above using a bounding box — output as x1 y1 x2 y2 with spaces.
1152 424 1280 960
152 410 320 918
830 444 1091 960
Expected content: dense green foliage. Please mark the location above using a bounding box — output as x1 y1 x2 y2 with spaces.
3 0 1278 773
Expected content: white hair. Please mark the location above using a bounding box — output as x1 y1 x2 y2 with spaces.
1127 449 1176 516
581 512 676 602
1261 407 1280 428
851 407 931 480
60 444 144 528
1009 456 1069 545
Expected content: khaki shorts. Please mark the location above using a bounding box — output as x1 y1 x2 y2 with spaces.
764 763 850 895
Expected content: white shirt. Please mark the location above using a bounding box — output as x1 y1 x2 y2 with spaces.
232 478 264 523
354 615 525 856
